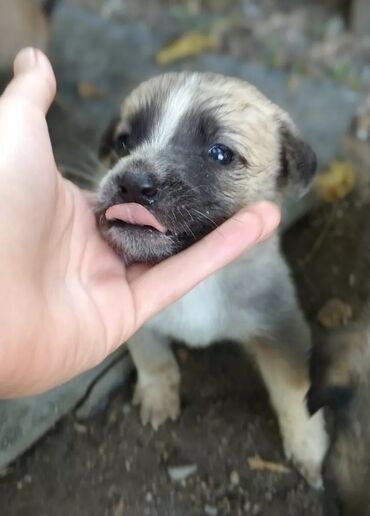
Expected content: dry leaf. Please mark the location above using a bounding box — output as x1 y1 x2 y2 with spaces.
316 161 356 203
77 81 103 100
247 455 290 474
317 298 353 329
156 31 217 66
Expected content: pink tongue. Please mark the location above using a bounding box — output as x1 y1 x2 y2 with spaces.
105 203 167 233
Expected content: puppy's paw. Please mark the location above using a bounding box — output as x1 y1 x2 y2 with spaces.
133 370 180 430
282 409 328 489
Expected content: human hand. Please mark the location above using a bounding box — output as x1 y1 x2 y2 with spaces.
0 49 280 397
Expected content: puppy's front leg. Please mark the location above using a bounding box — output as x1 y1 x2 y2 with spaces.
128 328 180 430
248 317 328 489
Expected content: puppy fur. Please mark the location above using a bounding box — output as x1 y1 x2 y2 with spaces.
308 310 370 515
96 72 327 488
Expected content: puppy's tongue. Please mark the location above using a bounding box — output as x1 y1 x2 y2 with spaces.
105 203 167 233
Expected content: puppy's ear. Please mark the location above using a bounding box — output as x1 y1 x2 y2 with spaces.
98 116 120 163
307 330 355 415
279 123 317 195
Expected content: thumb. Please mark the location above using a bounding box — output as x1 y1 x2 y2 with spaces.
1 48 56 114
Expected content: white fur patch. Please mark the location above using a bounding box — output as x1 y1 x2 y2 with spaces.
149 75 198 148
148 268 226 346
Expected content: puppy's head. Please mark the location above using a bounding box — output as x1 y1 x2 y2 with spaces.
308 325 370 516
96 72 316 264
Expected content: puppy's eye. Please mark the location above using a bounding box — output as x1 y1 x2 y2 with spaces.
208 144 233 165
114 133 130 156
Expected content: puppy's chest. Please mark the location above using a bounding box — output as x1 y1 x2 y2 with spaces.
147 274 229 347
146 267 262 347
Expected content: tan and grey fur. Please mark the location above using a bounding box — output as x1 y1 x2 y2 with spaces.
308 306 370 515
96 72 327 488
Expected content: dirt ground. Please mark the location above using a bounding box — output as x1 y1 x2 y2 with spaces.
1 1 370 515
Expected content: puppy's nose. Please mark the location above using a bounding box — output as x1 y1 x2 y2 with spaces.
119 171 158 205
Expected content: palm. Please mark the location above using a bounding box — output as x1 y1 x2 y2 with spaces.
0 90 136 391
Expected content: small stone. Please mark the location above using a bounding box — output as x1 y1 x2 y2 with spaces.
145 492 153 503
204 504 218 516
230 470 240 486
73 422 88 434
167 464 198 482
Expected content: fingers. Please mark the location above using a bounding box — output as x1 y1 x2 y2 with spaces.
1 48 56 114
131 201 280 327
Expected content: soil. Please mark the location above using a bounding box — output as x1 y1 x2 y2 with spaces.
1 1 370 515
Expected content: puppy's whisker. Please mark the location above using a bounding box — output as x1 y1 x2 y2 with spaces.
191 208 218 229
173 206 196 239
183 207 195 225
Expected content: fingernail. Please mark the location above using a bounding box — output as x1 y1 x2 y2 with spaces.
14 48 37 75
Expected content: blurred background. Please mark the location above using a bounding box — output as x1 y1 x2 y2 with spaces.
0 1 370 515
62 0 369 88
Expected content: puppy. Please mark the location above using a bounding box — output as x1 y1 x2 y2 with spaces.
95 72 328 487
308 310 370 514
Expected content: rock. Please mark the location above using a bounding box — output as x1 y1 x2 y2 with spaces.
204 504 218 516
74 352 132 420
167 464 198 482
351 0 370 37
